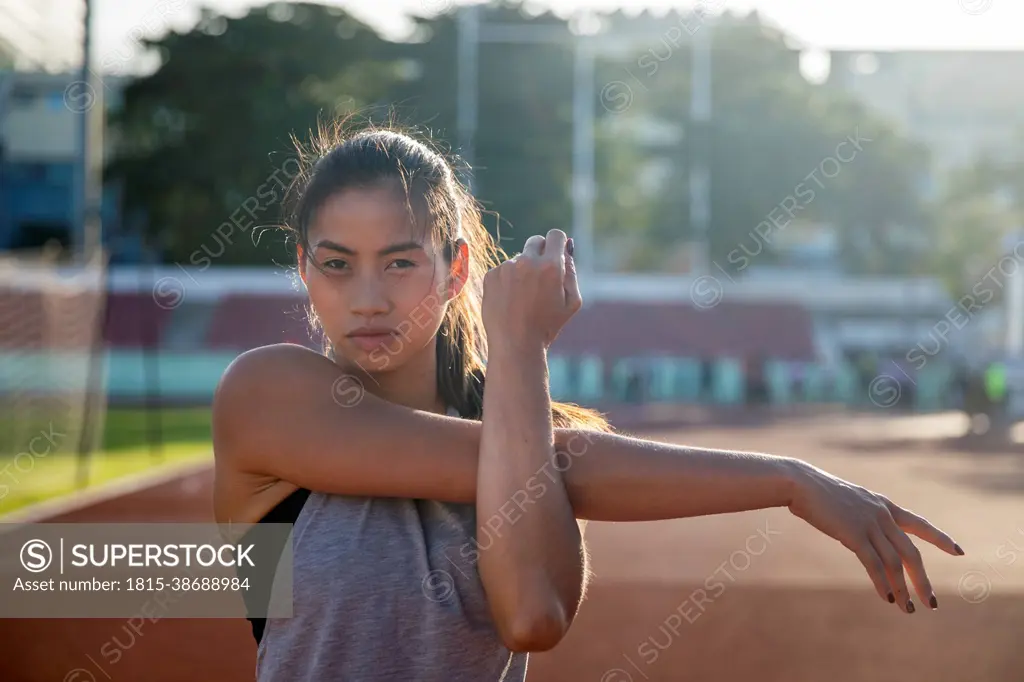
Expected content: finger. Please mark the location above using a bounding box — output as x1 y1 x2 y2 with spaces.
889 503 963 557
853 542 894 605
544 229 567 262
882 519 936 609
563 244 582 312
522 235 545 259
869 525 913 613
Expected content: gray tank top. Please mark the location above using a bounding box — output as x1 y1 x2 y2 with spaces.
256 408 528 682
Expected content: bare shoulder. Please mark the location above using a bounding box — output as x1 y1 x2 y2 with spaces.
213 342 346 461
214 344 338 419
212 343 332 524
217 343 332 392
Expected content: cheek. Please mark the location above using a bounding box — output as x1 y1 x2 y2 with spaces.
393 276 448 342
305 273 331 306
305 273 347 328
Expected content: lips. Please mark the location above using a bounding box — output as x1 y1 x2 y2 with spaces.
346 329 398 352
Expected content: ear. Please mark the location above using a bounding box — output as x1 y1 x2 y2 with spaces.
448 239 470 298
297 244 308 288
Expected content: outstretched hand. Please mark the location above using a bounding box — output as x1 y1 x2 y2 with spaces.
787 462 964 613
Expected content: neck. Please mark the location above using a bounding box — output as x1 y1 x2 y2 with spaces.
335 339 447 415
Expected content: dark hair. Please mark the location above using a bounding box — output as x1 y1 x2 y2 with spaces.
285 118 610 432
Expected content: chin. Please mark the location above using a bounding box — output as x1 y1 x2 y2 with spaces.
336 343 405 374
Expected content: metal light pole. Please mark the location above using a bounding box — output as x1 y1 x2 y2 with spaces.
75 0 104 265
1004 232 1024 359
571 38 596 290
455 6 600 300
456 4 479 191
74 0 108 480
454 6 715 286
688 18 712 275
0 73 13 238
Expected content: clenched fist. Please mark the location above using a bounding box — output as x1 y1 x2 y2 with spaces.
482 229 580 351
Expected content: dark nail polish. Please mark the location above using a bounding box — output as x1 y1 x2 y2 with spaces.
929 595 938 609
954 543 965 556
887 593 895 603
566 238 575 257
906 600 915 614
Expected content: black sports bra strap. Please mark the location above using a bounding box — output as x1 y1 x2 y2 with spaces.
243 487 311 646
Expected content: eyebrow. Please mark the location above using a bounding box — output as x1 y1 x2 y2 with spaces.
313 239 424 257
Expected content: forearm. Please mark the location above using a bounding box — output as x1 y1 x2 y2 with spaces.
556 429 802 522
477 342 584 648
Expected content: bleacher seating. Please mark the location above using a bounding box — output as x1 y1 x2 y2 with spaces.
204 294 321 350
103 292 175 349
551 300 816 361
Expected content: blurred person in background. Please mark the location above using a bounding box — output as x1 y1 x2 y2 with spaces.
745 354 769 406
983 357 1009 438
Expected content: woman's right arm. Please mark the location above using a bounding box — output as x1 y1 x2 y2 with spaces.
214 343 796 514
213 343 481 506
214 343 962 612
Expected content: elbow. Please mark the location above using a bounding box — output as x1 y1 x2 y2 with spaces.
499 604 570 653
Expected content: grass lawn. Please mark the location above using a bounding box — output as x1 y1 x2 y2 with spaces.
0 407 213 517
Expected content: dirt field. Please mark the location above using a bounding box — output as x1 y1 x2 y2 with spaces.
2 410 1022 682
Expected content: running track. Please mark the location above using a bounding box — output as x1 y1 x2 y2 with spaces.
2 411 1023 681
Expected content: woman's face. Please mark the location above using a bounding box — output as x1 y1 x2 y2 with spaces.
299 183 465 374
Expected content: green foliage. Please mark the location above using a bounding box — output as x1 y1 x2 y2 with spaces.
380 3 577 256
924 153 1023 298
109 3 400 266
108 0 938 277
589 13 931 272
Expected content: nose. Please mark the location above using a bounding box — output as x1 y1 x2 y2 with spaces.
349 270 390 318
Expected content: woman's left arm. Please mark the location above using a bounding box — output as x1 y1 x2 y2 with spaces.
476 336 586 653
476 231 588 653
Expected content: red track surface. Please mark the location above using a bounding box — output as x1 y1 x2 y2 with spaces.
2 412 1023 682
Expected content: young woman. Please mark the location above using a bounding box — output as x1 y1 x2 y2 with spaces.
212 124 964 682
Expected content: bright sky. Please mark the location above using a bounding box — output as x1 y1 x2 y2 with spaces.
89 0 1020 72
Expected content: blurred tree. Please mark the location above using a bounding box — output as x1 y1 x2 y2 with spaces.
109 2 400 265
922 151 1023 298
591 10 932 274
381 1 580 257
110 0 933 274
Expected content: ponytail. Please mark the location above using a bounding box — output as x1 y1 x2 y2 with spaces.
436 293 612 432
